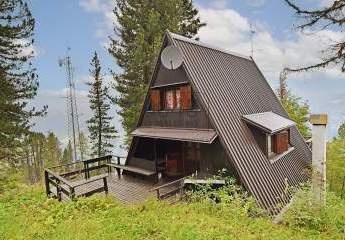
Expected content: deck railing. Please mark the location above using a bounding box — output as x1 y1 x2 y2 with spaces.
44 155 126 201
150 177 185 202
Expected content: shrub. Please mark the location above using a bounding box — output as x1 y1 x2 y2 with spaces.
283 186 345 235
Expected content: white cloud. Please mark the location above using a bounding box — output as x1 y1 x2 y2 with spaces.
212 0 228 9
197 7 343 80
79 0 106 12
197 6 344 137
319 0 333 7
79 0 116 45
245 0 266 7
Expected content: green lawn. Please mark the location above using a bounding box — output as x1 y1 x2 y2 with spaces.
0 184 344 240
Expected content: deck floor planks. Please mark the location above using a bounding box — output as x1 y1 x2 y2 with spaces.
48 172 180 204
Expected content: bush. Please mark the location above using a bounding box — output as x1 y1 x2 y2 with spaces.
283 186 345 235
185 176 266 218
0 162 17 193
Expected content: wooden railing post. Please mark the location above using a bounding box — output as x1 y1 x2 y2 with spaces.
84 161 89 180
107 156 112 174
103 177 108 194
179 181 184 201
341 176 345 199
117 156 120 165
156 189 160 199
70 187 75 200
44 170 50 197
56 179 62 201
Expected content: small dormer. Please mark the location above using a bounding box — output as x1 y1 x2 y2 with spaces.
242 112 296 162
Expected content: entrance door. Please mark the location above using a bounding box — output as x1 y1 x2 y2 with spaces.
183 142 200 175
157 140 200 177
157 140 183 177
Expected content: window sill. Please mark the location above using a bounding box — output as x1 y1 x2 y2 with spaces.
269 147 295 164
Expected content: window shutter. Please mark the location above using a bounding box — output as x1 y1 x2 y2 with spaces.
150 89 160 111
180 85 192 110
275 131 289 154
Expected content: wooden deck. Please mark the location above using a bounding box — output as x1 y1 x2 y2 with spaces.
45 155 185 204
51 172 180 203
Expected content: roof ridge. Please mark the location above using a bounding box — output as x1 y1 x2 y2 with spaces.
168 31 252 61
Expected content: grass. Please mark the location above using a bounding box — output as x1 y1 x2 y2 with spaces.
1 182 345 240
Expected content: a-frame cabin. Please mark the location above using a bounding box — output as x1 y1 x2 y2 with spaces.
125 31 311 213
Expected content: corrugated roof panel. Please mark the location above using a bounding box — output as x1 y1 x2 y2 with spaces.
131 127 217 144
170 32 311 213
242 111 296 134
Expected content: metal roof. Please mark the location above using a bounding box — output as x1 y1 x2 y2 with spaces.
165 31 311 214
242 111 296 134
131 127 217 144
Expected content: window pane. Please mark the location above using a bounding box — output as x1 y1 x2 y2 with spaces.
176 89 181 109
165 90 174 109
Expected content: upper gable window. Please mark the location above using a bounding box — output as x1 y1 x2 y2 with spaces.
150 85 192 111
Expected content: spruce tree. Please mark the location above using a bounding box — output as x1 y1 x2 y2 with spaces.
0 0 46 161
280 90 310 139
62 140 73 165
87 52 117 157
45 132 62 167
109 0 205 144
78 132 90 159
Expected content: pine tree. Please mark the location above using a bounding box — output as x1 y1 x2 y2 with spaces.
337 122 345 140
280 90 310 139
0 0 46 161
78 131 90 159
62 140 73 165
87 52 117 157
22 132 46 184
45 132 62 167
109 0 205 144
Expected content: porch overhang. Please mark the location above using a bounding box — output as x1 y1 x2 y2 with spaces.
131 127 217 144
242 111 296 134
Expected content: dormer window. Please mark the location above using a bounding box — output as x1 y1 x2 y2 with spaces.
150 84 192 111
268 130 290 158
242 112 295 162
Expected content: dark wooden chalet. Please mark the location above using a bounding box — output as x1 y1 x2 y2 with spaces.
44 31 311 214
123 31 311 213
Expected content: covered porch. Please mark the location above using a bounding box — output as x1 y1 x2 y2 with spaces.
128 127 218 181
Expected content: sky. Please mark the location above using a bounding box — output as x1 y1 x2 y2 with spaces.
29 0 344 153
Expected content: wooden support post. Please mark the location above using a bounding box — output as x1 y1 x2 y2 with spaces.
84 161 89 180
116 167 121 179
44 170 50 197
56 179 62 201
156 189 160 200
103 177 108 194
70 187 75 200
116 156 121 179
154 139 158 183
179 181 184 201
341 176 345 199
107 157 111 174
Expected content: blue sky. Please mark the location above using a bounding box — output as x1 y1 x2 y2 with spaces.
30 0 344 151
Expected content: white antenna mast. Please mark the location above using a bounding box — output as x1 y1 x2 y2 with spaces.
59 48 82 162
250 22 256 58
